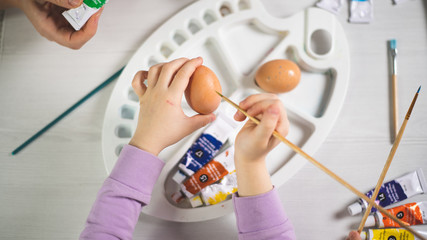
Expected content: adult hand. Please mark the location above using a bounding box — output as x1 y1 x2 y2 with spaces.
346 231 362 240
129 57 216 156
17 0 102 49
234 93 289 163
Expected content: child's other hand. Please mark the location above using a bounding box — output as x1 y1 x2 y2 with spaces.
346 231 362 240
234 94 289 164
129 57 216 156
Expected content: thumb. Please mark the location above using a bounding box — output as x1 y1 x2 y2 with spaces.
187 114 216 132
255 105 280 141
45 0 83 9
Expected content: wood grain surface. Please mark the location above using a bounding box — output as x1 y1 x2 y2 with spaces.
0 1 426 239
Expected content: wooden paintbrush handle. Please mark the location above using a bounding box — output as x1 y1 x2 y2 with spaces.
392 74 398 140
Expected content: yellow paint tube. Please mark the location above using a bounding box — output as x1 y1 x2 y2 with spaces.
360 229 427 240
189 171 237 207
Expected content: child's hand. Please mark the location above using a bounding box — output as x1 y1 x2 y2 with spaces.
233 94 289 197
129 57 216 156
234 94 289 164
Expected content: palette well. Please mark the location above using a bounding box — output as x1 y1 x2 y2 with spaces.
102 0 350 222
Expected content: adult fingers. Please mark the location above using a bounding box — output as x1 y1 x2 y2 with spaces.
61 8 103 49
156 58 189 88
169 57 203 94
44 0 82 9
131 71 149 98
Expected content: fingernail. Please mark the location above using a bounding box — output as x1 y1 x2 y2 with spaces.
69 0 81 7
268 107 279 115
95 14 100 24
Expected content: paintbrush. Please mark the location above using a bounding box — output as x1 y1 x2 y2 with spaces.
389 39 399 142
11 67 125 155
215 91 426 240
357 86 421 233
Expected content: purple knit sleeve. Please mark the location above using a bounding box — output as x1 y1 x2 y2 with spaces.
80 145 165 240
232 188 296 240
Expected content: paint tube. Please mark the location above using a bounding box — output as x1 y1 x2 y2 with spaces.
180 146 234 198
349 0 373 24
360 229 427 240
63 0 108 31
172 113 237 184
348 169 427 216
365 202 427 228
189 171 238 207
316 0 344 15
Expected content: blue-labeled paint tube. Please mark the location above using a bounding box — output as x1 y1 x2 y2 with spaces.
348 169 427 216
172 113 237 184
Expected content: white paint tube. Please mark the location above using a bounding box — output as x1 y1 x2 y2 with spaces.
348 169 427 216
63 0 108 31
349 0 374 24
316 0 344 15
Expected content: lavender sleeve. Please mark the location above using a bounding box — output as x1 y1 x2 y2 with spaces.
80 145 165 240
232 188 296 240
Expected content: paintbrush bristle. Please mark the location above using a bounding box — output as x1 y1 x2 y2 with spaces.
389 39 397 49
417 86 421 93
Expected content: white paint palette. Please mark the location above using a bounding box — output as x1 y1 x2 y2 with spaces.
102 0 349 222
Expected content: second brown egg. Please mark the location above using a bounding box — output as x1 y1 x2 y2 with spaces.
255 59 301 93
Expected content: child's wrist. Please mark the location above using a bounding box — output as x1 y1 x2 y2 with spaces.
235 157 266 169
129 137 161 156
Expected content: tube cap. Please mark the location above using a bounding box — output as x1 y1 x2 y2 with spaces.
171 191 184 203
364 215 376 227
172 171 187 184
189 196 204 208
348 202 363 216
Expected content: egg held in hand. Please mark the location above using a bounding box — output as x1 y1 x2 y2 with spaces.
185 65 222 115
255 59 301 93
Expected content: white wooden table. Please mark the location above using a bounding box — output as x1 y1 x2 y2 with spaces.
1 1 426 239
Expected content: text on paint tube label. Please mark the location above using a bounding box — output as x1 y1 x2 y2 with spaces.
366 180 407 213
84 0 107 9
179 133 223 176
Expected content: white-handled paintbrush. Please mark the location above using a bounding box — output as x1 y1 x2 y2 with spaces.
389 39 399 142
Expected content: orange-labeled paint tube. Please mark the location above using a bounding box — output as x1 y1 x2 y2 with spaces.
365 202 427 228
180 146 234 198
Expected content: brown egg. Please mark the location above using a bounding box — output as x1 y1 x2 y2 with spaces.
255 59 301 93
185 65 222 115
